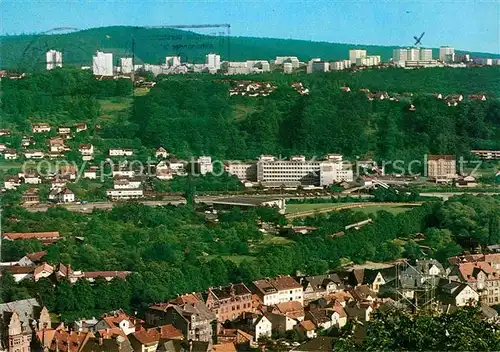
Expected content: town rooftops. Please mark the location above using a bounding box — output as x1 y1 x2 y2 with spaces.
253 275 302 295
208 283 252 300
83 271 132 280
298 320 316 331
156 324 183 340
273 301 304 319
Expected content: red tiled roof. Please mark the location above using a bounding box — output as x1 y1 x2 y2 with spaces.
83 271 131 280
26 250 47 262
132 329 160 345
299 320 316 331
2 232 60 240
270 275 302 290
212 343 237 352
157 324 183 340
273 301 304 319
34 263 54 276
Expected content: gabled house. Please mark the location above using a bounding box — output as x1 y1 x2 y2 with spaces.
300 274 344 302
3 266 34 282
21 188 40 205
438 279 479 307
84 166 98 179
34 263 54 282
271 301 305 322
19 170 42 184
129 329 160 352
155 147 169 159
59 165 77 180
295 320 317 339
49 137 68 153
349 285 377 303
0 129 11 136
109 148 134 157
344 301 373 322
57 126 72 136
94 310 142 336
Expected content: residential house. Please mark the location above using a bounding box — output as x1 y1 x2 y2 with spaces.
21 136 32 148
24 149 45 159
113 176 142 189
21 188 40 205
155 324 184 342
272 301 305 322
112 166 135 178
155 147 169 159
344 301 373 322
204 283 253 322
109 148 134 157
3 149 17 159
83 271 132 282
55 187 75 203
24 251 47 265
156 161 173 180
438 279 479 307
295 320 317 339
289 336 336 352
0 143 6 152
448 257 500 305
94 310 142 336
106 188 144 200
75 123 87 132
2 231 60 245
342 268 392 293
234 313 272 342
19 170 42 184
300 274 344 302
79 144 94 160
34 263 54 281
129 329 160 352
306 303 347 330
84 166 99 179
57 126 72 136
252 275 303 306
0 298 51 352
217 329 253 348
349 285 377 303
50 177 66 190
0 129 11 136
456 175 478 188
4 175 21 190
145 300 216 343
59 165 77 180
32 123 51 133
49 137 68 153
444 94 464 102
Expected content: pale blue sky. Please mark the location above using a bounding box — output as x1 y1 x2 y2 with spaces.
1 0 499 53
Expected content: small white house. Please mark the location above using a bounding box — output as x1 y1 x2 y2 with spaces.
24 150 45 159
253 315 272 341
20 172 42 185
57 188 75 203
83 167 98 179
3 149 17 160
4 175 21 190
155 147 169 159
79 144 94 160
32 123 51 133
109 148 134 157
106 188 144 200
58 126 71 135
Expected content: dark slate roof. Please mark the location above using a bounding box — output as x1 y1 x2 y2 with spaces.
290 336 335 352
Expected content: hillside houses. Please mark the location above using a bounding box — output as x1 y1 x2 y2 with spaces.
229 80 276 97
32 123 51 133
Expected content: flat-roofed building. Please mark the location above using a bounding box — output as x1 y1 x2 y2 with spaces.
225 162 257 181
471 150 500 160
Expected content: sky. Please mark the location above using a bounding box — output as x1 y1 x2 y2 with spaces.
1 0 499 53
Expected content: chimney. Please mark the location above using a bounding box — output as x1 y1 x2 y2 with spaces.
189 339 193 352
99 337 103 345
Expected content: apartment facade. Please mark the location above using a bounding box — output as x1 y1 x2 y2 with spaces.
256 155 352 187
427 154 456 181
225 162 257 181
253 276 303 306
204 283 253 322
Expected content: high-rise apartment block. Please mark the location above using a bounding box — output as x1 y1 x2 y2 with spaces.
92 51 113 76
439 47 455 63
46 50 62 70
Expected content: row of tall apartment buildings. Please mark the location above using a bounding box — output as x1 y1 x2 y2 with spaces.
44 46 499 76
225 154 353 188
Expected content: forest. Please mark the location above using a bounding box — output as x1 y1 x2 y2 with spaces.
1 194 499 321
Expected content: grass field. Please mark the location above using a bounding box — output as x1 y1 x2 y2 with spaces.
286 203 343 214
99 98 132 113
356 204 417 215
286 202 417 215
202 255 256 264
